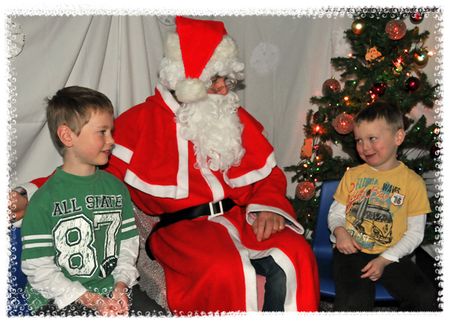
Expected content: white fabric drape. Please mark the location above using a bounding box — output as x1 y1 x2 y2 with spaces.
9 15 438 196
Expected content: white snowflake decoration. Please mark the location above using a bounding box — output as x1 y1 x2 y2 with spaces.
250 42 280 75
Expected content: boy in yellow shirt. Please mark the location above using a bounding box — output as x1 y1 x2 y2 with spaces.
328 101 438 311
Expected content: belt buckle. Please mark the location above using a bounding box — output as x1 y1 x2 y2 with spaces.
208 201 224 218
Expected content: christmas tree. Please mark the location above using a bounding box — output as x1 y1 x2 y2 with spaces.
285 8 442 244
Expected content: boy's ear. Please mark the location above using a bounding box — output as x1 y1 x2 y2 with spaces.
57 125 75 148
395 128 406 146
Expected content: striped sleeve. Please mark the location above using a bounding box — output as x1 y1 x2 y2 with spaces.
118 182 138 240
121 216 138 238
21 193 55 260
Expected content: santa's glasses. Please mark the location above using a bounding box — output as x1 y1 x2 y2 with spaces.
210 75 237 92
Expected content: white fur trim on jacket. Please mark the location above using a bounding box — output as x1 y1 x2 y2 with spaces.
246 204 305 235
224 152 277 188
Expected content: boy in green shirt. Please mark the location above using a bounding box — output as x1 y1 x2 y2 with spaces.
20 86 164 316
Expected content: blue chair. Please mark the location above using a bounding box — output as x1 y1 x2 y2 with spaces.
8 226 30 316
312 180 394 301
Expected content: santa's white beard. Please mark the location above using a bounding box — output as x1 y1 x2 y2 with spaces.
176 91 245 172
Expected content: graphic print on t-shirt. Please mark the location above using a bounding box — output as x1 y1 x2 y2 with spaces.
52 195 123 279
345 177 404 250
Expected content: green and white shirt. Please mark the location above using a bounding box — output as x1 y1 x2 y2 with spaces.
21 167 139 311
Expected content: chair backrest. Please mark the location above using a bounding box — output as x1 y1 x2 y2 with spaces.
8 226 30 316
311 180 339 297
312 180 339 261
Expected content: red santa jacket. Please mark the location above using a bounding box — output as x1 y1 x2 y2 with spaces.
106 84 304 234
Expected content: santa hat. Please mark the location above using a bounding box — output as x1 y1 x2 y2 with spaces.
159 16 245 103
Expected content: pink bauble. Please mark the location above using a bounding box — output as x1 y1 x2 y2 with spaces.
410 11 424 24
296 181 316 201
322 78 341 96
332 113 354 134
385 20 407 40
405 76 421 92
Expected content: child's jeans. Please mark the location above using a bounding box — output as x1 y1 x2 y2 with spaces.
251 256 286 311
332 249 439 311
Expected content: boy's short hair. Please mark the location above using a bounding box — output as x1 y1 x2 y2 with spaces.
354 101 404 131
46 86 114 155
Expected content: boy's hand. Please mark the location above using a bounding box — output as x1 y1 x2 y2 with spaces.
334 226 362 254
251 211 285 242
111 282 129 315
8 191 28 223
361 256 393 281
78 291 123 316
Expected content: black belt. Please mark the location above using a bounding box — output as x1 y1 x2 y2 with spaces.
145 198 236 260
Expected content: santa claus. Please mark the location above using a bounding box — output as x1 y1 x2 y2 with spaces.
13 16 319 313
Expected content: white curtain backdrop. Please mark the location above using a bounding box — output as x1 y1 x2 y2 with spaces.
8 14 439 197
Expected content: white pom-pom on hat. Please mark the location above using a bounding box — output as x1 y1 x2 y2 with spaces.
175 78 208 103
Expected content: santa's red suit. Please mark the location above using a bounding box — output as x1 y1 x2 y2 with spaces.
104 83 319 312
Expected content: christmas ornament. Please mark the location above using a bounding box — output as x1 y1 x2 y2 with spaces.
300 138 313 159
410 11 424 24
322 78 341 96
296 181 316 201
351 19 365 35
405 76 421 92
371 82 387 96
365 47 383 62
385 20 407 40
332 113 354 134
412 48 429 67
392 57 404 76
312 111 326 124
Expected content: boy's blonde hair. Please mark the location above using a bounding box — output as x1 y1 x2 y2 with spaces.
46 86 114 155
354 101 404 131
